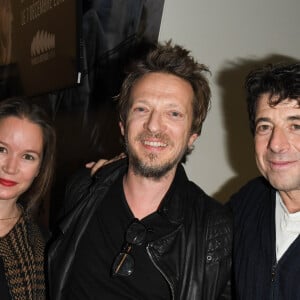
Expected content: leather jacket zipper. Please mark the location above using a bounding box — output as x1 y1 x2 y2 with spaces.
146 244 175 300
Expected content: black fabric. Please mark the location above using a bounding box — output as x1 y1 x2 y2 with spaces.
229 176 300 300
0 257 11 300
66 175 172 299
48 159 232 300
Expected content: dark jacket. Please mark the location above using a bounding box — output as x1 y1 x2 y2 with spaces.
229 176 300 300
48 159 232 300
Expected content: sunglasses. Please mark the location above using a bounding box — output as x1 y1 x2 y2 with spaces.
112 219 147 277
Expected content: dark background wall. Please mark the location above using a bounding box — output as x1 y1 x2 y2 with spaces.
0 0 165 227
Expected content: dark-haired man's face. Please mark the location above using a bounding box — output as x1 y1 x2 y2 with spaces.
120 72 198 179
254 94 300 209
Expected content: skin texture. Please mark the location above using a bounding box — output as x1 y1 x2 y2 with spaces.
254 94 300 212
120 72 198 180
0 117 42 211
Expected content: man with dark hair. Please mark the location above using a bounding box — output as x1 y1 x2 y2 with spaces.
229 63 300 299
48 41 232 300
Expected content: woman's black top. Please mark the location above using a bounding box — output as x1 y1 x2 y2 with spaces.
0 257 11 300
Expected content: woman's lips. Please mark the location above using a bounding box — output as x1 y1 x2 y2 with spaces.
0 178 17 186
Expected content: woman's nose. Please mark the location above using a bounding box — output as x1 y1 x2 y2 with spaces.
2 157 19 174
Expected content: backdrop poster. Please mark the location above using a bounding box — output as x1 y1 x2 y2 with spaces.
0 0 80 98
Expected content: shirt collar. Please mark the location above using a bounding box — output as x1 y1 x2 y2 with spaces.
277 192 300 234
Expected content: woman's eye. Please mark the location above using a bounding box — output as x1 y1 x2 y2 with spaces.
23 154 35 161
0 146 7 153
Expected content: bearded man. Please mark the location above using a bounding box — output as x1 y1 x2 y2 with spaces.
48 41 232 300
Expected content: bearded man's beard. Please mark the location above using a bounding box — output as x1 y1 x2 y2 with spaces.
124 132 189 179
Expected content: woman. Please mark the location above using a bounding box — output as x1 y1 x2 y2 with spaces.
0 97 56 299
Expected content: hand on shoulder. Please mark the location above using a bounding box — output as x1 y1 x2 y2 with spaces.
85 153 126 176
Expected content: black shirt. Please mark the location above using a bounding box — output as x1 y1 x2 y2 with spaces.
0 257 11 300
66 175 172 300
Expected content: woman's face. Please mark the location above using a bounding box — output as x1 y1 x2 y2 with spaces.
0 116 43 204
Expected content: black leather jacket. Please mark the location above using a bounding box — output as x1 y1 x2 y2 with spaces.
48 159 232 300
